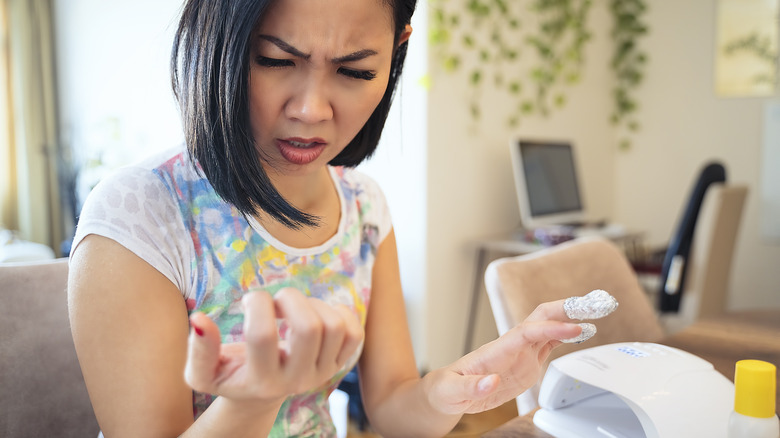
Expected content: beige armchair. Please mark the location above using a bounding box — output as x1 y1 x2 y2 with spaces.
658 184 748 333
0 258 99 437
484 236 665 415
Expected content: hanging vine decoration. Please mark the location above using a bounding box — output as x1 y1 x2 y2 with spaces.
722 33 779 89
525 0 592 120
429 0 592 127
430 0 649 149
429 0 524 122
610 0 649 150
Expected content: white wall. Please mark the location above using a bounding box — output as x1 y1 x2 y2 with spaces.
426 5 616 368
425 0 780 369
357 2 429 366
53 0 184 206
613 0 780 311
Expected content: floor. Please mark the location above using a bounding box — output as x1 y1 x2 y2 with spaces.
345 401 518 438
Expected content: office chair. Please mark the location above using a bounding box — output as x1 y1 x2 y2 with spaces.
0 259 100 437
657 162 726 313
484 236 665 415
659 183 748 333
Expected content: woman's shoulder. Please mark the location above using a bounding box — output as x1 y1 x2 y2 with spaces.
73 146 196 294
331 166 392 240
87 146 196 199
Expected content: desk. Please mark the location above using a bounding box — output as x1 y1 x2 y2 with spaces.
482 310 780 437
464 229 644 355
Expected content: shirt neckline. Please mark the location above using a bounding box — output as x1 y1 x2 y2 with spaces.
245 166 347 256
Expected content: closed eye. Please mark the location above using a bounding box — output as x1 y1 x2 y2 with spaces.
338 67 377 81
256 56 294 68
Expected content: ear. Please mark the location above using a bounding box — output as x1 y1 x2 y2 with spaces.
397 24 412 46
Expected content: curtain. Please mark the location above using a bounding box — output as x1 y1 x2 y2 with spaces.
0 0 61 251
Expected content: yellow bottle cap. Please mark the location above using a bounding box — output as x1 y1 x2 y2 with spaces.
733 359 777 418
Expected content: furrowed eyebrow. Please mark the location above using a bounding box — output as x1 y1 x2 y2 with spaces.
257 35 378 64
258 35 310 60
331 49 378 64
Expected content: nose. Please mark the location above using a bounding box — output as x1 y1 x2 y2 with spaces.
284 75 334 124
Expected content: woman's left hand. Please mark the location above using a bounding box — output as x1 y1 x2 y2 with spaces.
423 300 581 415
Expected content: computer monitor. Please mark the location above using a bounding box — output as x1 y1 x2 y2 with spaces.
509 139 586 228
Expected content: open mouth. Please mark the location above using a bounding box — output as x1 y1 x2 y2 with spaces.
276 138 327 165
286 140 319 148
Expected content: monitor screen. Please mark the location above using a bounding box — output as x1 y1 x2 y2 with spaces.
510 139 585 228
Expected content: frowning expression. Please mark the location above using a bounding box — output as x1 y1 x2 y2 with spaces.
249 0 399 174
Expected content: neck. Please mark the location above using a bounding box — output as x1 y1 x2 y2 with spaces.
257 165 341 246
266 165 335 216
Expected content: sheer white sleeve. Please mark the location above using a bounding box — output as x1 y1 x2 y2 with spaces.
71 167 195 299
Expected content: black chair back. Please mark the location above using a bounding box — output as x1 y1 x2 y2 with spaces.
658 162 726 312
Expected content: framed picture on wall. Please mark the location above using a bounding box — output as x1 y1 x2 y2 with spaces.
715 0 779 97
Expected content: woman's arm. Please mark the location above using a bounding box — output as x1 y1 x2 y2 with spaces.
358 229 462 437
68 235 281 437
358 230 585 437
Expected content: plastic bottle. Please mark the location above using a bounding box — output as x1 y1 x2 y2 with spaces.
728 359 779 438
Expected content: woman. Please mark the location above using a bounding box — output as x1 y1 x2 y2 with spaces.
68 0 602 436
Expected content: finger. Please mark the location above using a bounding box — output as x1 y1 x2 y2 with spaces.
274 288 321 379
333 304 364 366
242 291 282 375
184 312 222 393
562 289 618 320
525 300 568 323
432 372 500 415
468 374 500 399
308 299 347 369
525 289 618 323
537 340 559 365
559 322 597 344
509 320 583 346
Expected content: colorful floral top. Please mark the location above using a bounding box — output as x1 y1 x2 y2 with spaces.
73 146 392 437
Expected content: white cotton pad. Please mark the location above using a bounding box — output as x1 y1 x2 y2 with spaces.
563 289 619 320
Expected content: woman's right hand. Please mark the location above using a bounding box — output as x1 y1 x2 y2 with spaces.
184 288 364 405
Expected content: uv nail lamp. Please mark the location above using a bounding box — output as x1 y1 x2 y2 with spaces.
533 342 735 438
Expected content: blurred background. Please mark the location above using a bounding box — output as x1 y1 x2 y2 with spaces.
1 0 778 370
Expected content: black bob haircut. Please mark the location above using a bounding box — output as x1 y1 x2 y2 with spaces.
171 0 417 229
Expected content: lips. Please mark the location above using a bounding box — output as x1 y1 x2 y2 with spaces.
276 137 327 165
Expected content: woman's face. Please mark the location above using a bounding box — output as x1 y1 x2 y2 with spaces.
249 0 403 175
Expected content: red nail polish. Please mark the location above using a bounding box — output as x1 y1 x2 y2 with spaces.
192 324 204 337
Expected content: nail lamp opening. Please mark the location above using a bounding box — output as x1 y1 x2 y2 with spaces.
534 342 735 438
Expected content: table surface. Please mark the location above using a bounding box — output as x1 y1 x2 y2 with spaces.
482 309 780 437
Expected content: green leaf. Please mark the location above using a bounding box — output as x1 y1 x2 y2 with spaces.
433 8 445 24
470 70 483 85
432 31 449 46
444 55 461 72
470 102 481 119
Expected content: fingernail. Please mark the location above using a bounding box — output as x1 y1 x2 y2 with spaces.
191 322 204 337
478 376 493 393
561 323 597 344
563 289 619 320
